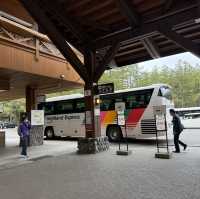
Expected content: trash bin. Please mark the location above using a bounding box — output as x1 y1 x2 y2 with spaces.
0 131 5 147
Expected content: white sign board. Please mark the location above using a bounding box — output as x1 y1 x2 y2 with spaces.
84 90 91 97
85 111 92 124
31 110 44 126
95 108 100 116
115 102 125 112
115 102 126 126
118 113 125 126
155 114 166 131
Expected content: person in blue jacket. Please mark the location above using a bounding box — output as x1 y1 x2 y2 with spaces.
18 116 31 158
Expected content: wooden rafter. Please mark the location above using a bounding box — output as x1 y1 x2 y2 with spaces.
1 27 16 41
141 38 160 59
158 25 200 58
20 0 88 82
117 0 140 27
94 5 199 49
46 1 92 49
94 42 120 82
162 0 174 12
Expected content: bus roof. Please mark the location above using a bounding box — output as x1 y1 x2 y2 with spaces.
46 83 170 102
184 112 200 116
175 107 200 111
109 83 170 95
46 94 83 102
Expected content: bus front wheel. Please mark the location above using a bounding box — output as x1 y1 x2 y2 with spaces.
107 126 123 142
45 127 55 139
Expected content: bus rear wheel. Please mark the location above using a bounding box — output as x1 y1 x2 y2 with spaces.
45 127 54 139
107 126 123 142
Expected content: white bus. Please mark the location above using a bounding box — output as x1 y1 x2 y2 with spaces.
38 84 174 141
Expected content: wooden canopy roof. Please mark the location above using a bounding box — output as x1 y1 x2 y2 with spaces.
20 0 200 67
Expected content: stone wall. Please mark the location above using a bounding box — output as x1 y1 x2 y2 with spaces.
29 125 44 146
77 136 109 154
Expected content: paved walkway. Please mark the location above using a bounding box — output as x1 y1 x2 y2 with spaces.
0 142 199 199
0 139 77 170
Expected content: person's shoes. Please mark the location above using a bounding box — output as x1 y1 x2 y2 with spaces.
24 155 29 160
20 155 29 160
172 151 180 153
184 145 187 151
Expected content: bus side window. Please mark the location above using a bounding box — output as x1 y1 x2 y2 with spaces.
126 95 138 109
100 98 114 111
45 103 54 115
138 94 145 106
158 89 162 96
75 99 85 112
38 103 44 110
55 101 74 114
146 92 152 104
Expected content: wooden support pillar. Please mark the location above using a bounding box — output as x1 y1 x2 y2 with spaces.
78 51 110 154
84 82 95 138
25 86 36 113
84 50 97 138
25 86 43 146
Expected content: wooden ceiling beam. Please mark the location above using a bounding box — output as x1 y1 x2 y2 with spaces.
158 25 200 58
65 0 92 13
141 37 160 59
45 1 92 49
77 0 113 17
0 78 10 91
20 0 88 82
117 0 140 27
94 42 120 82
94 4 199 49
162 0 174 13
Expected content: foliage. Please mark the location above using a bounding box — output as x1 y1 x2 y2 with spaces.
0 99 25 122
100 60 200 107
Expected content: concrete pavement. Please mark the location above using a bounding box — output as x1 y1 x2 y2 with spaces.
0 127 199 199
0 141 199 199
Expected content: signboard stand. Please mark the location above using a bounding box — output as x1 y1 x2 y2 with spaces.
153 106 172 159
115 102 132 156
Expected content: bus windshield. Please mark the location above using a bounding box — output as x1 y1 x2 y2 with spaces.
158 86 172 100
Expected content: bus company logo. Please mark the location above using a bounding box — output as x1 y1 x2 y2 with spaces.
47 115 80 121
47 116 64 121
64 115 80 120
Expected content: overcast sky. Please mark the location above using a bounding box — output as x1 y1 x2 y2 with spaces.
138 52 200 71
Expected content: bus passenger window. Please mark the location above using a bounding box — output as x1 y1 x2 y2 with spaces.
126 96 138 109
138 95 145 106
56 101 74 113
76 100 85 112
45 103 54 115
100 99 114 111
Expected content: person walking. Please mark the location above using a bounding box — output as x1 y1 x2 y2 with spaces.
18 116 31 159
170 109 187 153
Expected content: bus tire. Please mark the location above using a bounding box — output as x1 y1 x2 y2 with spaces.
107 125 123 142
45 127 55 139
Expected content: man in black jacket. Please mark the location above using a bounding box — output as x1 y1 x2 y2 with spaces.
170 109 187 153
